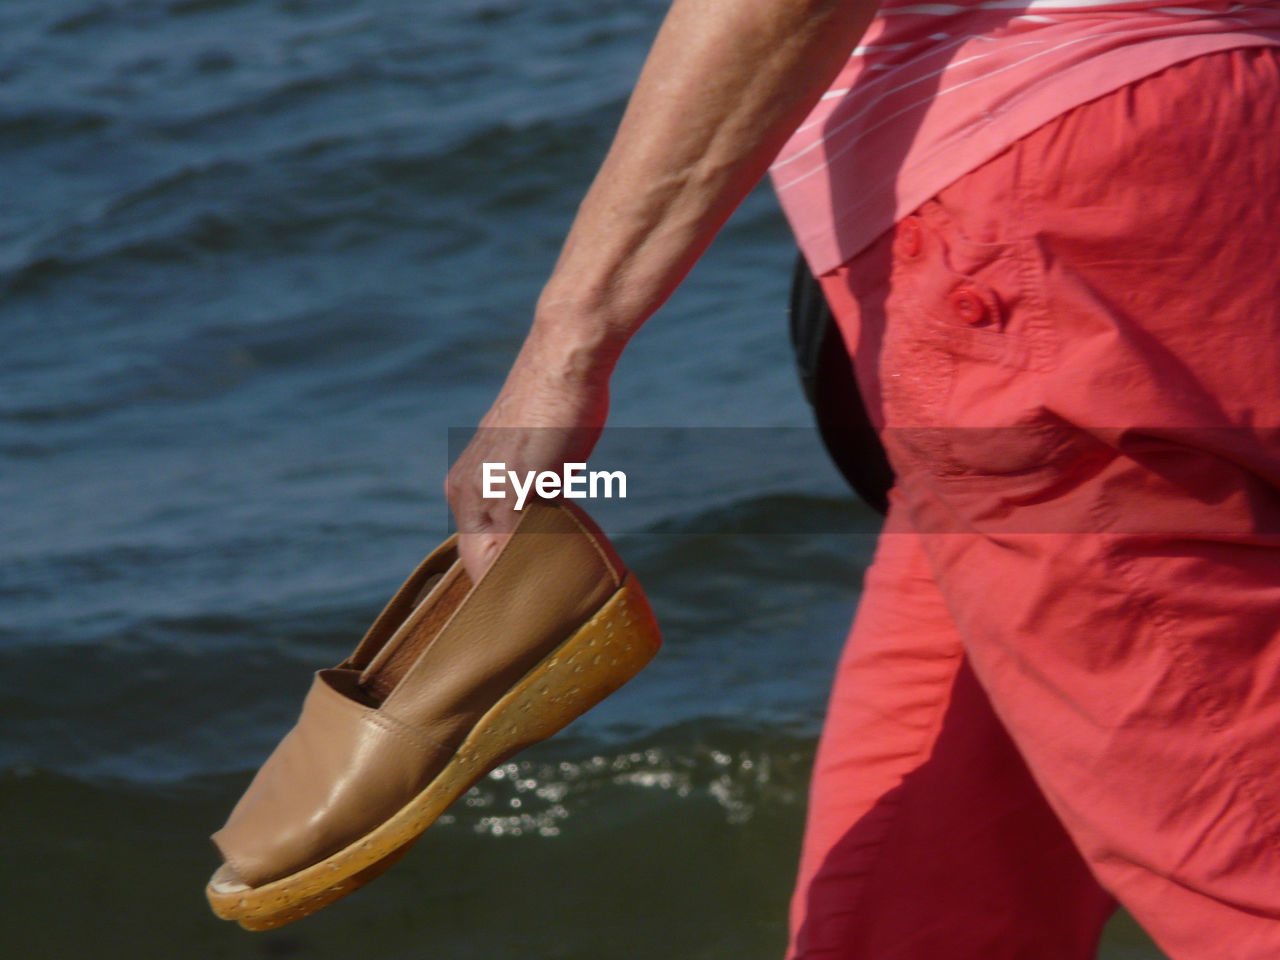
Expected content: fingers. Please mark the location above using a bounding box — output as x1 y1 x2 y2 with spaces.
457 530 510 583
447 434 520 582
444 355 612 582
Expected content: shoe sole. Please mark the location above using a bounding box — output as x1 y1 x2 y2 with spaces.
206 573 661 930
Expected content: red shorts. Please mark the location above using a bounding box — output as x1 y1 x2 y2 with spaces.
790 47 1280 960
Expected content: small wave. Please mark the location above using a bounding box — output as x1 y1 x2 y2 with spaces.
99 157 248 220
638 491 879 539
0 156 251 294
167 0 254 16
48 0 151 35
2 299 397 423
50 0 259 35
151 61 392 140
447 730 813 840
361 97 624 205
0 106 113 146
0 128 508 295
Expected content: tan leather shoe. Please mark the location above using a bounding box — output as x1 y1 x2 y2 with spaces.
205 499 661 930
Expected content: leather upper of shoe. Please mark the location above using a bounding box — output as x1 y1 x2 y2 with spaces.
212 499 624 887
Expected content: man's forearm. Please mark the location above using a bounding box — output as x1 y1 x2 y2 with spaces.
531 0 879 371
449 0 878 575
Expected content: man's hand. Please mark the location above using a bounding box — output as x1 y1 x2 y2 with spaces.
446 322 615 581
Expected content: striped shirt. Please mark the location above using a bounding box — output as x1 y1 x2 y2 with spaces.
771 0 1280 274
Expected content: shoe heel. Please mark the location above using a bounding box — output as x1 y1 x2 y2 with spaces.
448 573 661 771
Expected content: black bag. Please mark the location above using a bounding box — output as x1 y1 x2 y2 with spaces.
788 253 894 515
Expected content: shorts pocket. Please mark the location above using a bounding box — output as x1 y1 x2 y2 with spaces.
880 201 1092 481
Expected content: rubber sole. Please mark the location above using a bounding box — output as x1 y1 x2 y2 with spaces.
206 574 661 930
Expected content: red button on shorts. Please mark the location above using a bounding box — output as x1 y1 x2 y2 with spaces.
790 47 1280 960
